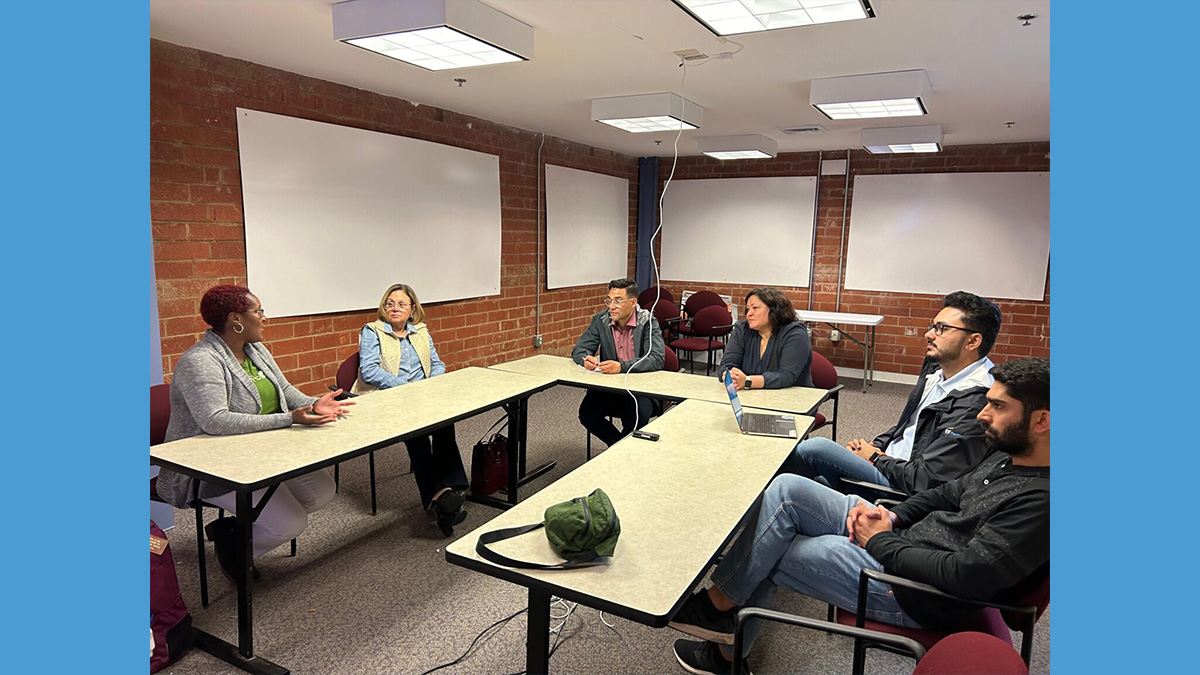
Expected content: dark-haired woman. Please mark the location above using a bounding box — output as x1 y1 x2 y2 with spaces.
155 285 354 581
354 283 469 536
718 287 813 390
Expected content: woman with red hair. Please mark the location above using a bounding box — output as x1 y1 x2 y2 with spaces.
155 285 354 582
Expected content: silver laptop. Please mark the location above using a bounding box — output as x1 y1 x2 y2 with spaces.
723 371 798 438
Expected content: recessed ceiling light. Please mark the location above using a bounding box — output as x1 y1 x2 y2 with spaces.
591 93 704 133
861 125 943 154
333 0 533 71
810 70 931 120
697 134 778 160
674 0 875 36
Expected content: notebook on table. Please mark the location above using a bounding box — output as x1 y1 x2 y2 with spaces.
723 371 798 438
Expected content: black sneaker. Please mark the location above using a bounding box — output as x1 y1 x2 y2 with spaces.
669 590 737 645
204 517 262 583
673 639 749 675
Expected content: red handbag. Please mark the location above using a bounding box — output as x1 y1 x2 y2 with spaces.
470 416 509 496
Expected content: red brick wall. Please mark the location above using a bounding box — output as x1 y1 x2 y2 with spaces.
656 146 1051 377
151 40 638 393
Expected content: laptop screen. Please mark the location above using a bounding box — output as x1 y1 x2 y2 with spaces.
723 371 743 427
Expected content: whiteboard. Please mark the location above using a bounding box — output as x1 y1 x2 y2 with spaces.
844 172 1049 301
237 108 502 317
545 164 630 289
660 176 816 286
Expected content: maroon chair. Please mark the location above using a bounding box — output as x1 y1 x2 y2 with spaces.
330 352 378 515
675 290 726 337
151 384 215 608
808 351 845 441
730 613 1028 675
913 632 1029 675
638 286 675 308
652 300 682 342
669 304 733 376
834 565 1050 673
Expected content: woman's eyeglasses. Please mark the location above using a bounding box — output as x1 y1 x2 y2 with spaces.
384 302 413 311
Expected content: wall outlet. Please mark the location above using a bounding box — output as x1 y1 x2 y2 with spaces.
829 329 840 343
532 334 543 347
905 327 917 336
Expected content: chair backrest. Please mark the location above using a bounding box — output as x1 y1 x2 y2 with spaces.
652 299 680 325
151 383 171 447
683 290 725 317
663 345 680 372
912 632 1029 675
691 305 733 337
810 351 839 389
335 352 361 392
638 287 674 307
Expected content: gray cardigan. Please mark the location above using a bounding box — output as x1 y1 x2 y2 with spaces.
155 330 317 508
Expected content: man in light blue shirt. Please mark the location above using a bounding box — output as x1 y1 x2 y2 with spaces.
785 291 1003 496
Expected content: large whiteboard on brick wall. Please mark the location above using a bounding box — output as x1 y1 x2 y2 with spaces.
236 108 502 317
844 172 1050 301
545 165 630 289
660 176 816 286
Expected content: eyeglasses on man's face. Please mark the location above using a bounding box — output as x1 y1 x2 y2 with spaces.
927 322 977 337
602 297 635 307
384 302 413 311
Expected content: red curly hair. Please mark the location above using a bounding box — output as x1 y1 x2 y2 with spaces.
200 285 253 332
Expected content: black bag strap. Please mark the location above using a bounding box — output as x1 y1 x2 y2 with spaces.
475 522 605 570
476 414 509 445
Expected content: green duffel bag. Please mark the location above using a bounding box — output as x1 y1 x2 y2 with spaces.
476 488 620 569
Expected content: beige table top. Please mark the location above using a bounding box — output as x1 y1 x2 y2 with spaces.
150 367 556 490
488 354 827 415
446 398 814 624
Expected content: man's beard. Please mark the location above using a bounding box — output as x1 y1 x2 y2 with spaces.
983 414 1033 457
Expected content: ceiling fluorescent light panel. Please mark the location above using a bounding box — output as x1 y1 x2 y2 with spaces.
674 0 874 36
333 0 533 71
591 93 704 133
697 134 778 160
810 69 931 120
861 125 943 154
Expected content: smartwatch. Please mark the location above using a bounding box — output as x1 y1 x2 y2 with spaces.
743 377 752 390
868 450 883 465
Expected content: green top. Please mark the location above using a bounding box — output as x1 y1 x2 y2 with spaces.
241 358 281 414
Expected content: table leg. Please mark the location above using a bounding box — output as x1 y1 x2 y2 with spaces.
526 588 552 675
191 489 289 675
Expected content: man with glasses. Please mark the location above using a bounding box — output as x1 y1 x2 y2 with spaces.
571 278 666 448
784 291 1003 497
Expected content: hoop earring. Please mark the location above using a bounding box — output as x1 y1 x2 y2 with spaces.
233 322 244 334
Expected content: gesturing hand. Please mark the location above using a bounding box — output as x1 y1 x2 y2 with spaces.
291 407 337 426
313 390 355 417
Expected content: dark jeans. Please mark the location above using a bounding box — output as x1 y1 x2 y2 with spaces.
578 390 654 447
403 424 468 509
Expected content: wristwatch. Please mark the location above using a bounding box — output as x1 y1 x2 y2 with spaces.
868 450 883 465
743 377 752 389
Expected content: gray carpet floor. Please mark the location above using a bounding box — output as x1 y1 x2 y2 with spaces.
161 373 1049 674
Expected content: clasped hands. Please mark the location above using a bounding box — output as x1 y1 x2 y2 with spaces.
846 500 896 547
846 437 882 462
291 389 356 426
583 355 621 374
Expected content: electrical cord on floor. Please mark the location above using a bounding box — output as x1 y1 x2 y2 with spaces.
419 607 527 675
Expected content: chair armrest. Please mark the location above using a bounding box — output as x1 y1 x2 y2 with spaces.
859 568 1038 618
329 385 358 400
839 477 908 503
732 607 925 674
875 498 904 508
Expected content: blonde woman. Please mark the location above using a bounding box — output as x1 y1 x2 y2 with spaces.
355 284 468 536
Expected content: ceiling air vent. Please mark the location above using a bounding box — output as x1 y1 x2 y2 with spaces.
779 125 827 135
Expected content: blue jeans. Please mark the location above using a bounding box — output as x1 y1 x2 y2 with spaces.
710 475 922 653
782 436 893 490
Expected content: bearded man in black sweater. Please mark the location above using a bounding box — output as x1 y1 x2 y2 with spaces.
668 357 1050 675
